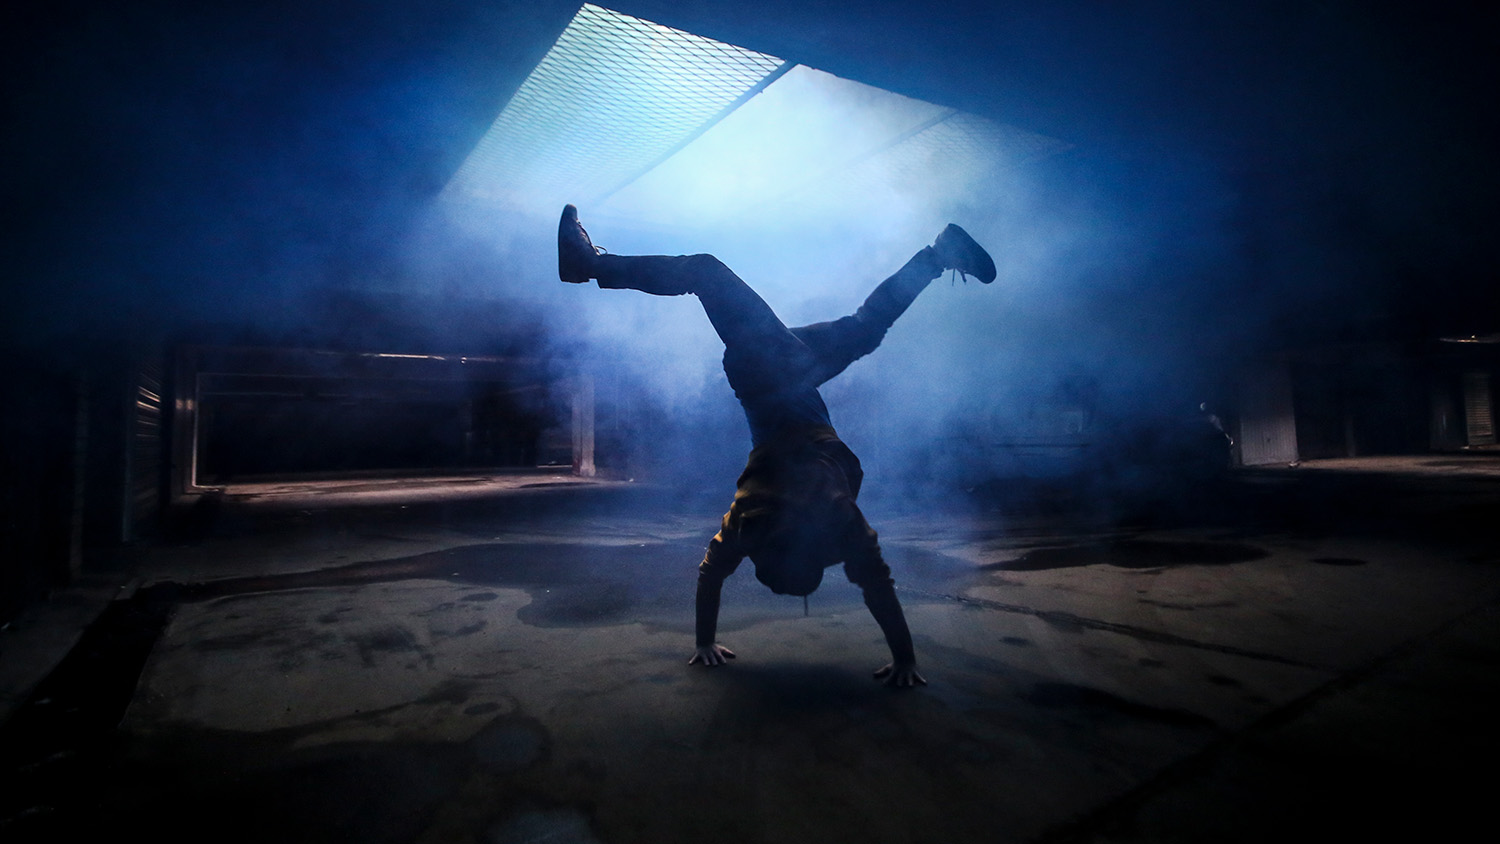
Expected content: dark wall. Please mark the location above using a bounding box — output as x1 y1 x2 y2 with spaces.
0 358 78 622
198 385 553 481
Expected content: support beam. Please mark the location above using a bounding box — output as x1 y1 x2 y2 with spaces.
572 373 596 477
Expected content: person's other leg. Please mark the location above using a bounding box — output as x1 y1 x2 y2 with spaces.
791 224 995 386
789 248 942 386
594 253 824 415
561 205 802 356
590 253 792 351
561 209 829 449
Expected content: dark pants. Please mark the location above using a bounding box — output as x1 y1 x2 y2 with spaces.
595 248 944 445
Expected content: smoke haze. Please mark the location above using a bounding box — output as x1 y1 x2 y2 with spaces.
4 0 1494 509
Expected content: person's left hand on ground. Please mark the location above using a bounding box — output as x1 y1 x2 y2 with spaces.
874 662 926 688
689 644 736 667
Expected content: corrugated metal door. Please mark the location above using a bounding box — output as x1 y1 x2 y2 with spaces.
1463 372 1495 446
1238 363 1299 466
125 357 165 539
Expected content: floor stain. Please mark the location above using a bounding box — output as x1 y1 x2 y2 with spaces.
485 807 601 844
992 539 1269 571
349 626 421 667
169 541 975 630
1024 682 1218 730
174 542 706 629
1311 556 1368 566
1138 598 1241 610
469 715 548 775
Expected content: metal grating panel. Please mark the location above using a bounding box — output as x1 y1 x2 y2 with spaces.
445 4 786 208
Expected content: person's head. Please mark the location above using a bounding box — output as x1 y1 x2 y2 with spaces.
742 512 839 597
750 543 827 596
736 449 858 596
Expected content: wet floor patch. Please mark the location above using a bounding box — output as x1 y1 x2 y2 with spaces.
174 540 975 630
1023 682 1219 730
519 582 644 627
471 715 549 775
141 734 472 844
1137 598 1240 611
177 542 688 598
0 583 178 835
989 539 1269 571
178 542 709 629
484 807 601 844
1310 556 1367 566
7 671 560 843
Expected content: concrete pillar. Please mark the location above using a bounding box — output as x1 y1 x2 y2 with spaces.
571 373 595 477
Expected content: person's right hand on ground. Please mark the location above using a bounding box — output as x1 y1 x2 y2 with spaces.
874 662 927 688
688 644 736 667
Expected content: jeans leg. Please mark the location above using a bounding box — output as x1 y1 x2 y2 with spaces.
789 246 944 386
593 253 699 297
594 253 818 398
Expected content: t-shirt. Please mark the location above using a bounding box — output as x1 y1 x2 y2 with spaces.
697 425 893 595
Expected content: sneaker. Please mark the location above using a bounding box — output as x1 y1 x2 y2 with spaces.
558 204 602 284
933 224 996 283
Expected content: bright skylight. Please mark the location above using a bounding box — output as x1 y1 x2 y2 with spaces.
444 4 788 210
442 4 1067 237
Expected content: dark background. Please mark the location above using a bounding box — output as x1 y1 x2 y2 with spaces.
2 0 1496 617
4 0 1494 347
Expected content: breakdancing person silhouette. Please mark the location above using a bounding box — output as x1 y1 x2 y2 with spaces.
557 205 996 687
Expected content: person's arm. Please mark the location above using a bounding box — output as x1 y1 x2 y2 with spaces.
843 516 925 688
688 525 741 667
690 570 735 666
862 581 925 687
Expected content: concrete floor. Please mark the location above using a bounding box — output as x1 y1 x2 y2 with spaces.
4 456 1500 842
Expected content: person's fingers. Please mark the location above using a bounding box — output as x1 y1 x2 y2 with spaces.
878 668 926 688
691 647 735 666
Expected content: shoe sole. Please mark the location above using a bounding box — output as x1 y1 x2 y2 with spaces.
558 204 590 283
938 224 996 283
